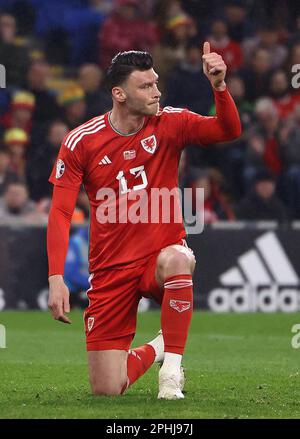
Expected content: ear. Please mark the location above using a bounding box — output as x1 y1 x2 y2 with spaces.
112 86 126 103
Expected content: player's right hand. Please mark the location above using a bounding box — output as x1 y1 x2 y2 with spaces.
202 41 227 90
48 275 71 324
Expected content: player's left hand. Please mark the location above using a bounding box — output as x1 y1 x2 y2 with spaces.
202 41 227 91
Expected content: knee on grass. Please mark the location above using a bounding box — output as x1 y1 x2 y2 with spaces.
91 380 126 396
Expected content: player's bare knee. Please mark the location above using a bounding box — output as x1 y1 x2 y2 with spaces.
91 380 125 396
158 246 195 278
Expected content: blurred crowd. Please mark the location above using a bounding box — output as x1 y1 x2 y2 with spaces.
1 0 300 224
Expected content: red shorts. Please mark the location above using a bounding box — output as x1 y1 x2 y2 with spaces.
84 240 188 351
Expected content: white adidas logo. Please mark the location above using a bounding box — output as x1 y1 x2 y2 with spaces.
99 155 112 165
208 232 300 313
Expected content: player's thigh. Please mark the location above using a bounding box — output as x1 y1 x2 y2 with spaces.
84 268 142 351
88 349 128 395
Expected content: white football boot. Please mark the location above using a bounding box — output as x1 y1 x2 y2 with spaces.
179 366 186 392
158 365 185 400
148 330 186 399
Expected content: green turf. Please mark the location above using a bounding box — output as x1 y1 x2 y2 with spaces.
0 310 300 419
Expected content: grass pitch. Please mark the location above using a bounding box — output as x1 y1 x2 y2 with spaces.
0 310 300 419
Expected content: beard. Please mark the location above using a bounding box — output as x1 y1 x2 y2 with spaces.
127 98 159 116
145 102 159 115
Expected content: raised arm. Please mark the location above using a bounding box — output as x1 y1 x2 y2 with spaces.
182 42 241 147
47 185 79 324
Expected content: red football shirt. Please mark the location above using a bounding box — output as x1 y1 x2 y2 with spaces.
49 89 241 273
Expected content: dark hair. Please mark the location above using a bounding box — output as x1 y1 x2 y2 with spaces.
105 50 153 91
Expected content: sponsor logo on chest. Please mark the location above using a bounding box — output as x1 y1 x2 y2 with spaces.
123 150 136 160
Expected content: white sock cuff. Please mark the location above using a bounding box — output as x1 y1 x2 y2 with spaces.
164 279 193 289
163 352 182 369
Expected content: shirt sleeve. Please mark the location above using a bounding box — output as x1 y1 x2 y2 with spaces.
181 87 242 147
47 185 79 276
49 137 85 191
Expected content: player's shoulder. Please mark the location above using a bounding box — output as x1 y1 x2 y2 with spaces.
157 106 186 117
62 114 108 152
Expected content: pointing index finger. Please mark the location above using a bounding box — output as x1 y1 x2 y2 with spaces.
203 41 210 55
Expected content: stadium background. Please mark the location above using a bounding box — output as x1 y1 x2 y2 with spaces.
1 0 300 311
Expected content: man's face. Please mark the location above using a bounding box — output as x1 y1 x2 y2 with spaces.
79 65 103 93
255 180 275 200
211 20 227 40
252 49 271 74
27 62 50 90
4 184 28 211
9 143 26 159
65 101 86 122
0 14 16 43
117 68 161 116
270 72 288 97
13 108 33 125
48 122 69 148
228 77 245 100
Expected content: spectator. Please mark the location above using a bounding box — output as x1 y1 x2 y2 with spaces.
78 64 111 119
244 98 282 189
239 47 272 102
154 0 184 30
286 42 300 72
0 12 29 87
98 0 159 69
26 60 61 125
236 169 288 222
0 91 35 135
153 11 197 91
164 38 213 114
210 74 253 129
0 181 46 223
3 127 29 179
0 147 19 196
208 74 252 199
243 24 288 69
190 168 235 224
224 1 256 42
58 85 87 129
269 69 300 119
276 110 300 218
207 18 244 72
26 120 69 201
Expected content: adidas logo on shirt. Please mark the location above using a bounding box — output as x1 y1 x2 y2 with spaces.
99 155 112 165
208 232 300 313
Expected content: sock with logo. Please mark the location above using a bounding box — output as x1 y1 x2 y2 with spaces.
161 274 193 356
121 344 156 393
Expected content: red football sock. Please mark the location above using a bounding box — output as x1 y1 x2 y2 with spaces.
121 344 155 393
161 274 193 355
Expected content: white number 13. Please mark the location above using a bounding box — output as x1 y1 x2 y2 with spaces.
116 165 148 194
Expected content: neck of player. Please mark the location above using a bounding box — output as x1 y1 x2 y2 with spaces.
109 108 145 135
